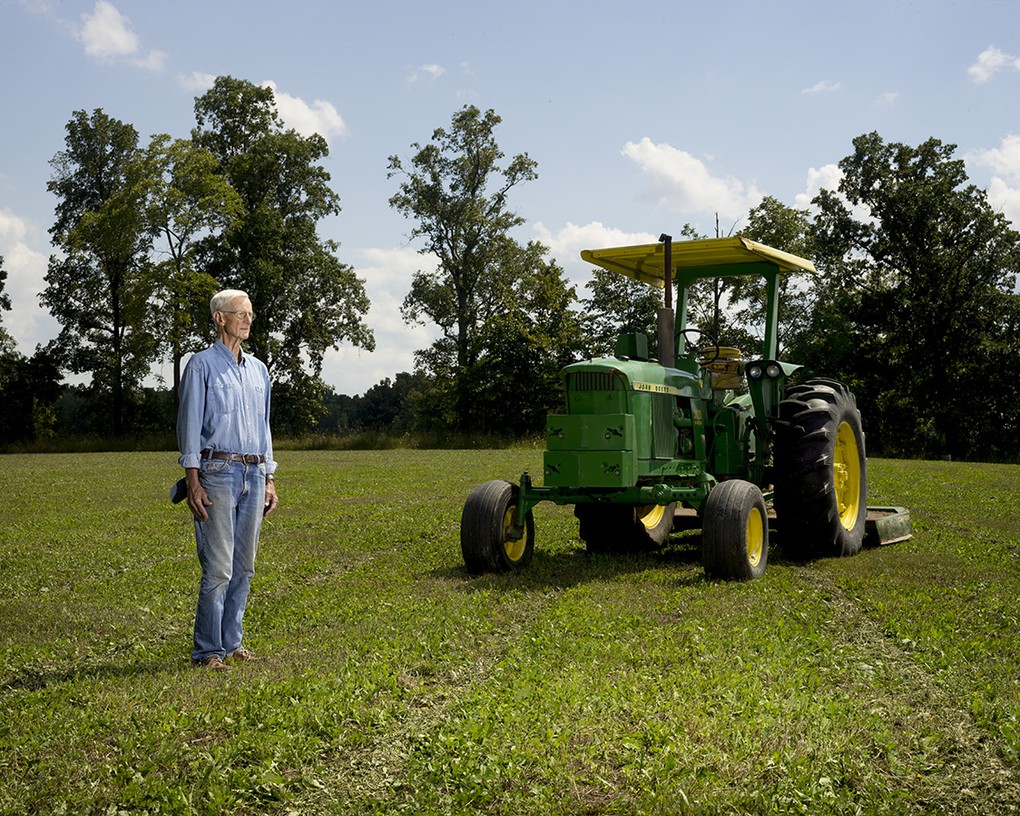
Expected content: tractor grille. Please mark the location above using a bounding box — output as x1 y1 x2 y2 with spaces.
568 372 623 392
652 394 675 458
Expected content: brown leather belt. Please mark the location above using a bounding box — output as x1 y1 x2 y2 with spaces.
201 450 265 465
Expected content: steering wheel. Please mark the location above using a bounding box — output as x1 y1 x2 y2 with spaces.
678 328 720 362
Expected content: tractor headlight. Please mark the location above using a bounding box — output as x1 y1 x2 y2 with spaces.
766 363 782 379
747 364 763 380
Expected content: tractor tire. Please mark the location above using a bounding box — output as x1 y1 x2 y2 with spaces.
702 480 768 580
460 480 535 574
774 378 868 560
575 502 677 554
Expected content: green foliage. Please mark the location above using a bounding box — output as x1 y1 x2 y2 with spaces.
737 196 816 355
467 251 584 433
580 266 662 357
807 132 1020 459
389 106 583 434
143 133 242 402
3 452 1020 814
43 109 157 436
191 76 374 429
0 347 63 444
0 254 11 315
25 104 1020 455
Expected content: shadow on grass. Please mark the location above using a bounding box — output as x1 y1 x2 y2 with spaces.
2 656 185 692
434 532 710 593
433 522 846 592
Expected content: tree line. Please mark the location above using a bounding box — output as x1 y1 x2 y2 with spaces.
1 77 1018 460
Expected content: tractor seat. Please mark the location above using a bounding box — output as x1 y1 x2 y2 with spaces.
698 347 745 390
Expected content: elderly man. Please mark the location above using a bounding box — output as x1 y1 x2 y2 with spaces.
177 289 278 671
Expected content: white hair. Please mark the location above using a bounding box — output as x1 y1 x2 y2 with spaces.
210 289 249 316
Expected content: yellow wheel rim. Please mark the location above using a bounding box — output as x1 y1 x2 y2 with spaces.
746 506 764 568
833 421 862 529
502 506 527 562
638 504 666 530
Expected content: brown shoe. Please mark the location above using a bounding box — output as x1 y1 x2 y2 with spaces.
192 655 231 671
229 648 260 663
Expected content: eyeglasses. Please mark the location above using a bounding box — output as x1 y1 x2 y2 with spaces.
223 310 255 321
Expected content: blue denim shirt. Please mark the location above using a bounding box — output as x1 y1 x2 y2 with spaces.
177 341 277 475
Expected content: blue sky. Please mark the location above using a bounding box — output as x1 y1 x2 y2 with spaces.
2 0 1019 396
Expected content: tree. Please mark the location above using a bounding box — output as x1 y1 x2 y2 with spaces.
349 371 432 433
0 256 12 355
388 105 550 433
737 196 816 357
192 76 374 431
580 267 662 357
144 134 242 411
469 251 584 434
0 258 62 444
810 132 1020 458
580 225 710 358
43 109 155 436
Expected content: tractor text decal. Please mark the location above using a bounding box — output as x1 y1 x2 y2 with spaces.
631 381 681 396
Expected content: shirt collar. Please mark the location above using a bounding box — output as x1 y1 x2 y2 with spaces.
214 339 245 365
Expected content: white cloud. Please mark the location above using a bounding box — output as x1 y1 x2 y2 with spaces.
261 81 349 142
967 134 1020 227
801 80 841 95
876 91 900 106
986 177 1020 227
78 0 135 60
534 220 659 291
179 71 218 93
794 163 843 210
793 163 878 226
0 208 60 355
77 0 164 71
967 45 1020 84
621 138 763 222
967 134 1020 182
407 63 446 84
319 246 440 396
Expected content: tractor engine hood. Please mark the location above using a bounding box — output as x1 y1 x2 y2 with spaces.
561 357 700 403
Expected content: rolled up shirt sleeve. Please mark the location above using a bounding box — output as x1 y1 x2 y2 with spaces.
177 354 207 471
261 362 277 477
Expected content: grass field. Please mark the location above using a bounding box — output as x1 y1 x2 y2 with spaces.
2 450 1019 815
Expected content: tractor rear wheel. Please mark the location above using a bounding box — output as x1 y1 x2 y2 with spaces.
774 379 868 559
460 480 534 574
575 502 676 553
702 480 768 580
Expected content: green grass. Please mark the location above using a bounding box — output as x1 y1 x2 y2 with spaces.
2 452 1019 814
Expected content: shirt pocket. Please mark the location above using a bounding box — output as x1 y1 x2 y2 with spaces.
210 381 239 413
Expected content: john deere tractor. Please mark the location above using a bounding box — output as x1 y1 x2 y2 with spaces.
461 235 899 580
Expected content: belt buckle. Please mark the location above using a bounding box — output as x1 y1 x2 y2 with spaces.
242 453 258 464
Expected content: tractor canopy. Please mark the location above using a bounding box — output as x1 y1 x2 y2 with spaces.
580 235 815 288
581 235 816 364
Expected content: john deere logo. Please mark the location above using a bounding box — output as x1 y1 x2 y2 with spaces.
632 381 680 396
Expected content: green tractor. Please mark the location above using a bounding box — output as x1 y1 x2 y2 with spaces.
461 235 907 580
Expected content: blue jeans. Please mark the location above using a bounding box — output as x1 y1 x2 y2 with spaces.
191 459 265 662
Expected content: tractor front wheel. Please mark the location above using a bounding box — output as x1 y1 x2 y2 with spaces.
774 379 868 559
575 502 676 554
461 480 535 574
702 480 768 580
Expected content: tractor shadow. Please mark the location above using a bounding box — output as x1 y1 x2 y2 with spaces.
436 526 711 594
438 512 852 594
436 505 894 594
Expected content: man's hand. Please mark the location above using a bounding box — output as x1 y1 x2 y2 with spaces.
264 478 279 516
185 469 211 521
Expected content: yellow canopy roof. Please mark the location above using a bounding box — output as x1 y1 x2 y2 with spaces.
580 236 816 288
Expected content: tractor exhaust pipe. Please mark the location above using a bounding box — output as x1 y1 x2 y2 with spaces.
658 234 675 367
